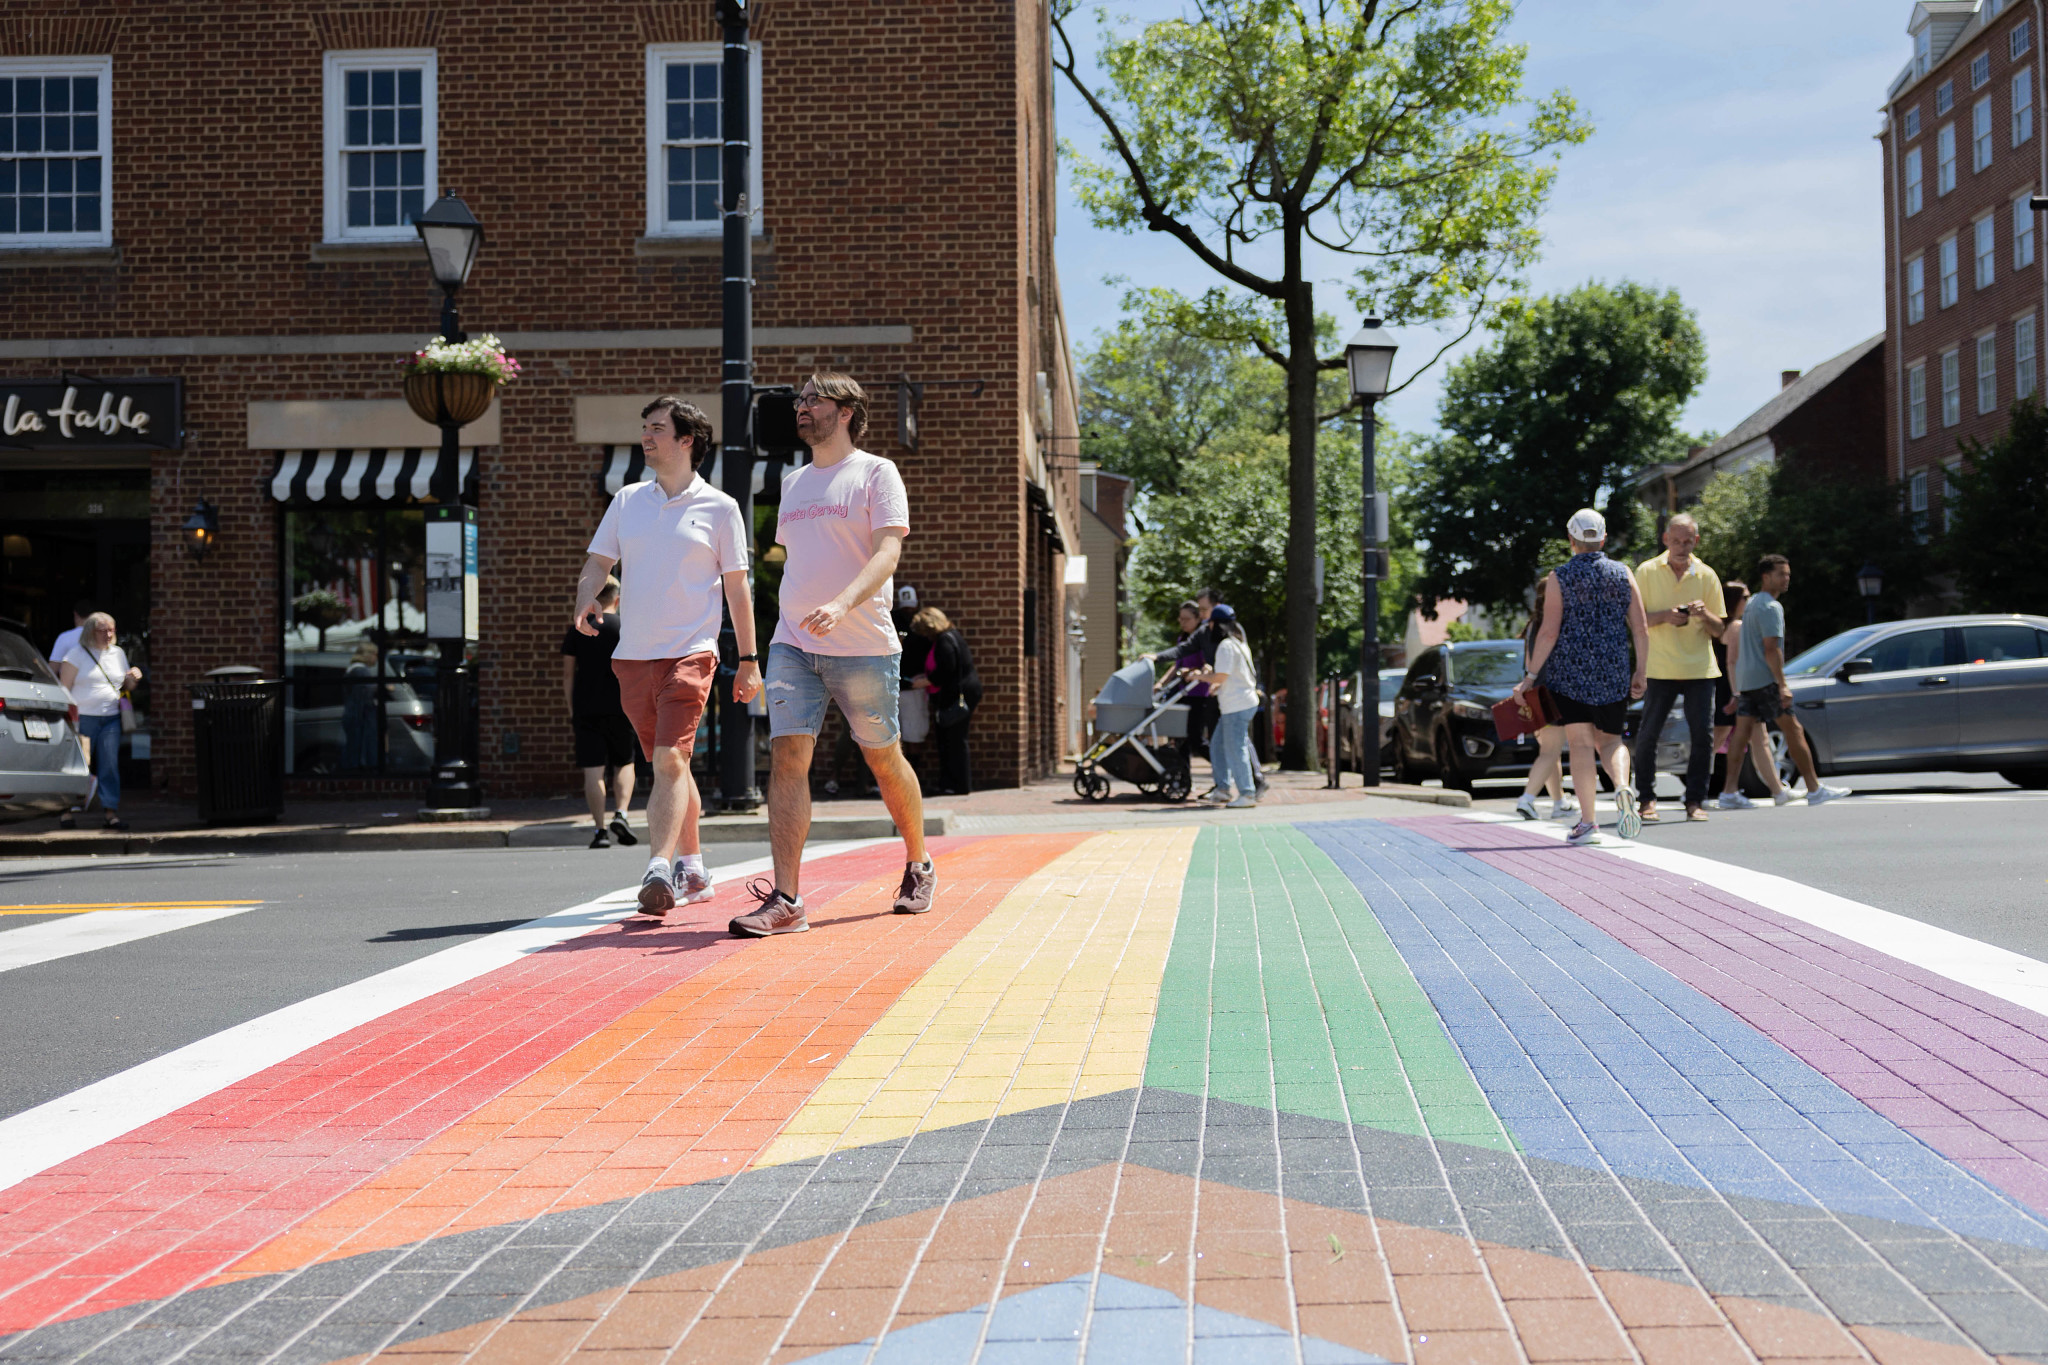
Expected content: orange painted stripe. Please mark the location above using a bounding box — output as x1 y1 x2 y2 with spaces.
219 832 1092 1279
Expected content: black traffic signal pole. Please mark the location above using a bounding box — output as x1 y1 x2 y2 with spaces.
714 0 761 811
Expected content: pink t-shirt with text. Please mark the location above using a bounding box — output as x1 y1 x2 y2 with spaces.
772 449 911 657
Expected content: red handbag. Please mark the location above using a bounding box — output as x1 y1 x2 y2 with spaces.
1491 687 1560 741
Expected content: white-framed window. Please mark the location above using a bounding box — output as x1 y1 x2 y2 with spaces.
2015 68 2034 144
1976 214 1997 287
1942 347 1962 426
1906 146 1925 214
1988 0 2007 23
1940 234 1960 305
1937 80 1955 115
2015 18 2034 60
1977 331 1999 413
644 43 763 239
1938 123 1958 192
322 50 436 242
2018 313 2038 400
1909 361 1928 437
2016 194 2036 267
1906 256 1927 324
1973 52 1992 88
1910 470 1930 513
1943 458 1962 532
1907 105 1923 139
1917 28 1933 77
0 56 111 248
1974 95 1995 169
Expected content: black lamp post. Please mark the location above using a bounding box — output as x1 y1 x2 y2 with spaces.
1857 560 1884 625
181 500 219 561
1345 320 1399 787
414 195 486 814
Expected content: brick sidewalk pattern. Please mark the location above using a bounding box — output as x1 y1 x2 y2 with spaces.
2 817 2047 1363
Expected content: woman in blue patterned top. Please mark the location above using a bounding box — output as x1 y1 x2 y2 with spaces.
1512 508 1650 845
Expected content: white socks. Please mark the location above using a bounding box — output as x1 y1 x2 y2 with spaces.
646 855 669 880
676 853 706 876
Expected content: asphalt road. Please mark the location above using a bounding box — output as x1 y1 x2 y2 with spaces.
1466 770 2048 962
0 842 769 1121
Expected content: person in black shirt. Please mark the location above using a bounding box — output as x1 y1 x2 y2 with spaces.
906 605 982 795
559 578 641 848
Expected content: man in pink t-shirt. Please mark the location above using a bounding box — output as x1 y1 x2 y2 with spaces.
729 372 935 936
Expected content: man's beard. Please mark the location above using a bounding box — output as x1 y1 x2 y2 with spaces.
796 416 825 448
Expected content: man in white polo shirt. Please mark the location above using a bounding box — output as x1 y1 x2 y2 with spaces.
729 371 934 937
573 397 760 915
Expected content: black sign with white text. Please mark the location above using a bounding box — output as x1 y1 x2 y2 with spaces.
0 378 182 451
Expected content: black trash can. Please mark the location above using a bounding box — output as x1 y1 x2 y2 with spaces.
191 673 285 824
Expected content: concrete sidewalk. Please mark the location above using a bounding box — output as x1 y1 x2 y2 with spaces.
0 770 1460 857
3 812 2043 1364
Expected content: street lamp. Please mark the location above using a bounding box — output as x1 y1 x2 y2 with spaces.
181 500 218 561
1857 560 1884 625
1345 319 1398 788
414 195 486 816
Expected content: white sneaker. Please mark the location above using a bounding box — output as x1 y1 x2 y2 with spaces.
677 864 715 905
1225 795 1259 809
1565 820 1600 846
1206 787 1234 805
1549 799 1576 820
1716 792 1755 810
1772 788 1796 807
1514 794 1539 821
1807 784 1851 806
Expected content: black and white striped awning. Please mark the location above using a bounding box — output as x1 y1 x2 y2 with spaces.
600 445 792 497
268 449 478 503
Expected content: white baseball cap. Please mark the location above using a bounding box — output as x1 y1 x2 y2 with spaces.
897 585 919 609
1565 508 1607 541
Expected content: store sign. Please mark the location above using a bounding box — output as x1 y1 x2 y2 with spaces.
0 378 182 451
425 505 480 642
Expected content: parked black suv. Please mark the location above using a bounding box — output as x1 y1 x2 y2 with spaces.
1388 640 1539 790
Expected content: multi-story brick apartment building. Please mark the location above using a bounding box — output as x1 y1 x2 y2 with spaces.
0 0 1082 801
1883 0 2048 536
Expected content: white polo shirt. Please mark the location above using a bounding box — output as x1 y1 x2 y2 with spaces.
588 473 749 661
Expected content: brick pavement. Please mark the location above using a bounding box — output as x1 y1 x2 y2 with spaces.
3 816 2048 1363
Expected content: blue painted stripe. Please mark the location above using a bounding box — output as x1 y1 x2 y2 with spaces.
1301 820 2048 1251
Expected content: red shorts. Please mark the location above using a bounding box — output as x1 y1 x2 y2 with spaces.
611 653 716 757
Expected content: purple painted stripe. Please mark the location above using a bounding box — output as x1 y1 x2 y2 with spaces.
1398 816 2048 1220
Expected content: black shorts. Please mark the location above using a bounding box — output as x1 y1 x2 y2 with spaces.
572 712 640 769
1552 691 1627 735
1735 685 1786 722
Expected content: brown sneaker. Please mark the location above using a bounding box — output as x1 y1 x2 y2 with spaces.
892 859 936 914
729 878 808 937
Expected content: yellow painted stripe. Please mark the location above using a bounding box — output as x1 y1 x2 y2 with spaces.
754 826 1195 1167
0 902 263 915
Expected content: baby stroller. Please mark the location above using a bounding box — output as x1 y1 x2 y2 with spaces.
1073 660 1193 802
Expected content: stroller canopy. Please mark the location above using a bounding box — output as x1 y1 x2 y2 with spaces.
1094 659 1160 710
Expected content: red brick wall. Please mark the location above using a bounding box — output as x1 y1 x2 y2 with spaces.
1772 344 1888 484
1881 5 2048 525
2 0 1081 796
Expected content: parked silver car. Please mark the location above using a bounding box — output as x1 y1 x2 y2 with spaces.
1656 614 2048 790
0 620 94 821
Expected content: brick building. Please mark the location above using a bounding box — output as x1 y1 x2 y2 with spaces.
1882 0 2048 535
0 0 1082 801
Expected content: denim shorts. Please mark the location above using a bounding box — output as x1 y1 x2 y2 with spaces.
765 643 902 747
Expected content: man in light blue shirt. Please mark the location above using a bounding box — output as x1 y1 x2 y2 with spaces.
1717 555 1849 807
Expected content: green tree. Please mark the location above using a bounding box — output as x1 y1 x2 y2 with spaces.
1053 0 1589 767
1947 398 2048 614
1078 312 1273 497
1689 462 1772 587
1412 282 1706 614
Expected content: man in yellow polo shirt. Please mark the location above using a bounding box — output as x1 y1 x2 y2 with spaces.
1632 512 1726 823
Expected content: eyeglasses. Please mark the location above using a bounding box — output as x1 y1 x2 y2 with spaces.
794 393 837 410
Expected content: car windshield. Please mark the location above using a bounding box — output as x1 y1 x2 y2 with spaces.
0 629 61 684
1448 646 1523 686
1783 626 1882 677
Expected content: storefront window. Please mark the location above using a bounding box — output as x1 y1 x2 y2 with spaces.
282 505 434 776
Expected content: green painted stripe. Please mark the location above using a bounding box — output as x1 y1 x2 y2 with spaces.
1144 824 1511 1151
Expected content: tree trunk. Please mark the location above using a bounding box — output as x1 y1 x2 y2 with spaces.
1280 269 1321 771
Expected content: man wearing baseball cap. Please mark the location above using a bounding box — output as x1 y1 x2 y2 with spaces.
1511 508 1650 844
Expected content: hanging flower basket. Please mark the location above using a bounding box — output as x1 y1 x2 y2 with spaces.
399 334 521 427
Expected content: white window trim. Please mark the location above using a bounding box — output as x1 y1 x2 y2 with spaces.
1906 146 1925 214
1941 348 1962 426
1906 256 1926 324
1938 123 1957 193
643 42 763 240
1973 95 1995 170
1975 214 1997 288
2016 18 2035 60
0 54 113 250
1910 470 1930 512
2013 67 2034 146
2015 193 2037 267
1976 331 1999 413
2017 312 2038 400
1940 234 1960 305
1908 360 1928 438
322 48 438 245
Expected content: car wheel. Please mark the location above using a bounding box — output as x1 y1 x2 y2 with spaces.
1436 731 1474 792
2000 767 2048 790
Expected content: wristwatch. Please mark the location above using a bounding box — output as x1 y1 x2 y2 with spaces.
737 653 759 663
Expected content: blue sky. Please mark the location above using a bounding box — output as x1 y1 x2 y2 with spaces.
1054 0 1911 442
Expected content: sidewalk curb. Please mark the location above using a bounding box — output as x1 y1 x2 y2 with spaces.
0 812 952 859
1359 784 1471 808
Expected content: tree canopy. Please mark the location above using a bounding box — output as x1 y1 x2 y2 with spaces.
1411 281 1706 614
1946 398 2048 615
